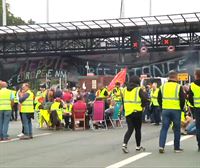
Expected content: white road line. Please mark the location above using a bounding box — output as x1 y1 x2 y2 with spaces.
166 135 194 146
105 152 152 168
0 133 52 143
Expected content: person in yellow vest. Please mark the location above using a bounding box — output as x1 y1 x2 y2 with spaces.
122 76 148 153
11 86 19 121
63 100 73 129
19 83 34 140
95 84 109 100
188 69 200 152
150 82 161 125
50 97 63 130
158 71 185 153
0 81 14 141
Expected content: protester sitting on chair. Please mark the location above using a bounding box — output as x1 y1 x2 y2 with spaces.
49 90 63 130
105 99 115 120
72 95 87 129
63 99 73 129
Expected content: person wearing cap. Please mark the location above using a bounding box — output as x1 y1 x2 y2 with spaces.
188 69 200 152
158 71 185 153
0 81 14 141
122 75 148 153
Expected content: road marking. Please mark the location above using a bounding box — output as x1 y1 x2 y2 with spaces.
166 135 194 146
0 133 52 143
105 152 152 168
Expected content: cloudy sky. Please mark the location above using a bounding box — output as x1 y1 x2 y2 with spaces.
7 0 200 23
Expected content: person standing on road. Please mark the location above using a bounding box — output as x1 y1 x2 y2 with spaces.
188 69 200 152
19 83 35 140
150 82 161 125
122 76 148 153
158 71 185 153
0 81 14 141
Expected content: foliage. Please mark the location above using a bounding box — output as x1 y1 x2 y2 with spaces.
0 1 35 26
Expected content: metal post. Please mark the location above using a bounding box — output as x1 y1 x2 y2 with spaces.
120 0 125 18
149 0 152 16
46 0 49 23
2 0 7 26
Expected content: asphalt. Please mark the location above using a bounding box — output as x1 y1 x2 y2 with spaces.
0 120 199 168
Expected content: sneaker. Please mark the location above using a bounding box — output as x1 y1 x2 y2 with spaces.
159 147 165 153
17 133 24 138
122 144 129 153
136 146 145 151
174 148 184 153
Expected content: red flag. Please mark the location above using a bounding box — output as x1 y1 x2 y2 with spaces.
108 68 127 91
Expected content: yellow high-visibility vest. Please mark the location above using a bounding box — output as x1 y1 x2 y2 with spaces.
50 101 63 121
0 88 13 110
20 90 34 113
112 87 122 102
190 82 200 108
96 88 108 99
123 87 142 116
151 88 159 106
161 82 181 110
64 103 73 113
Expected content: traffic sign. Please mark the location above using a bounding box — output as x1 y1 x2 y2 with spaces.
177 73 188 81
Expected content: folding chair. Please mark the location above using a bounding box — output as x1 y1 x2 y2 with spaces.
91 100 107 130
109 102 123 128
73 109 86 130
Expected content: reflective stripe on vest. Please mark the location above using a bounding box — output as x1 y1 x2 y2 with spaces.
161 82 181 110
64 103 72 113
191 82 200 108
112 87 122 102
123 87 142 116
20 90 34 113
151 88 159 106
50 101 63 120
0 88 12 110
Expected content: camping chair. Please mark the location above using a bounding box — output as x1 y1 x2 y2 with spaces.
91 100 107 130
73 109 86 130
109 102 123 128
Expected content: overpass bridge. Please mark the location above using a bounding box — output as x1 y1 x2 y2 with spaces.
0 12 200 84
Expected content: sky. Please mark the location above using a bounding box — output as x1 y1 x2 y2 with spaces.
6 0 200 24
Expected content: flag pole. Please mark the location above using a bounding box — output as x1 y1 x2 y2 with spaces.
2 0 7 26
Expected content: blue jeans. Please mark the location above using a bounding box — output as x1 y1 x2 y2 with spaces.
159 109 181 150
194 108 200 148
186 121 196 135
21 113 32 136
0 110 12 139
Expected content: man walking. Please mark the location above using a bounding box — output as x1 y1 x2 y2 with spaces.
158 71 185 153
188 69 200 152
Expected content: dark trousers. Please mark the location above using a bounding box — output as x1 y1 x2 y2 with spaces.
19 113 24 134
50 110 60 128
194 108 200 148
63 115 73 128
123 112 142 146
11 103 18 121
152 106 161 124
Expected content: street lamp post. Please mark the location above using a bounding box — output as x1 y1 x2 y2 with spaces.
46 0 49 23
2 0 7 26
149 0 152 16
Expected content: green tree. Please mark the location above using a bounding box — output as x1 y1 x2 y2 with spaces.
0 1 35 26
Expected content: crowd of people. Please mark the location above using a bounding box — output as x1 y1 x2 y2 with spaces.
0 69 200 154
